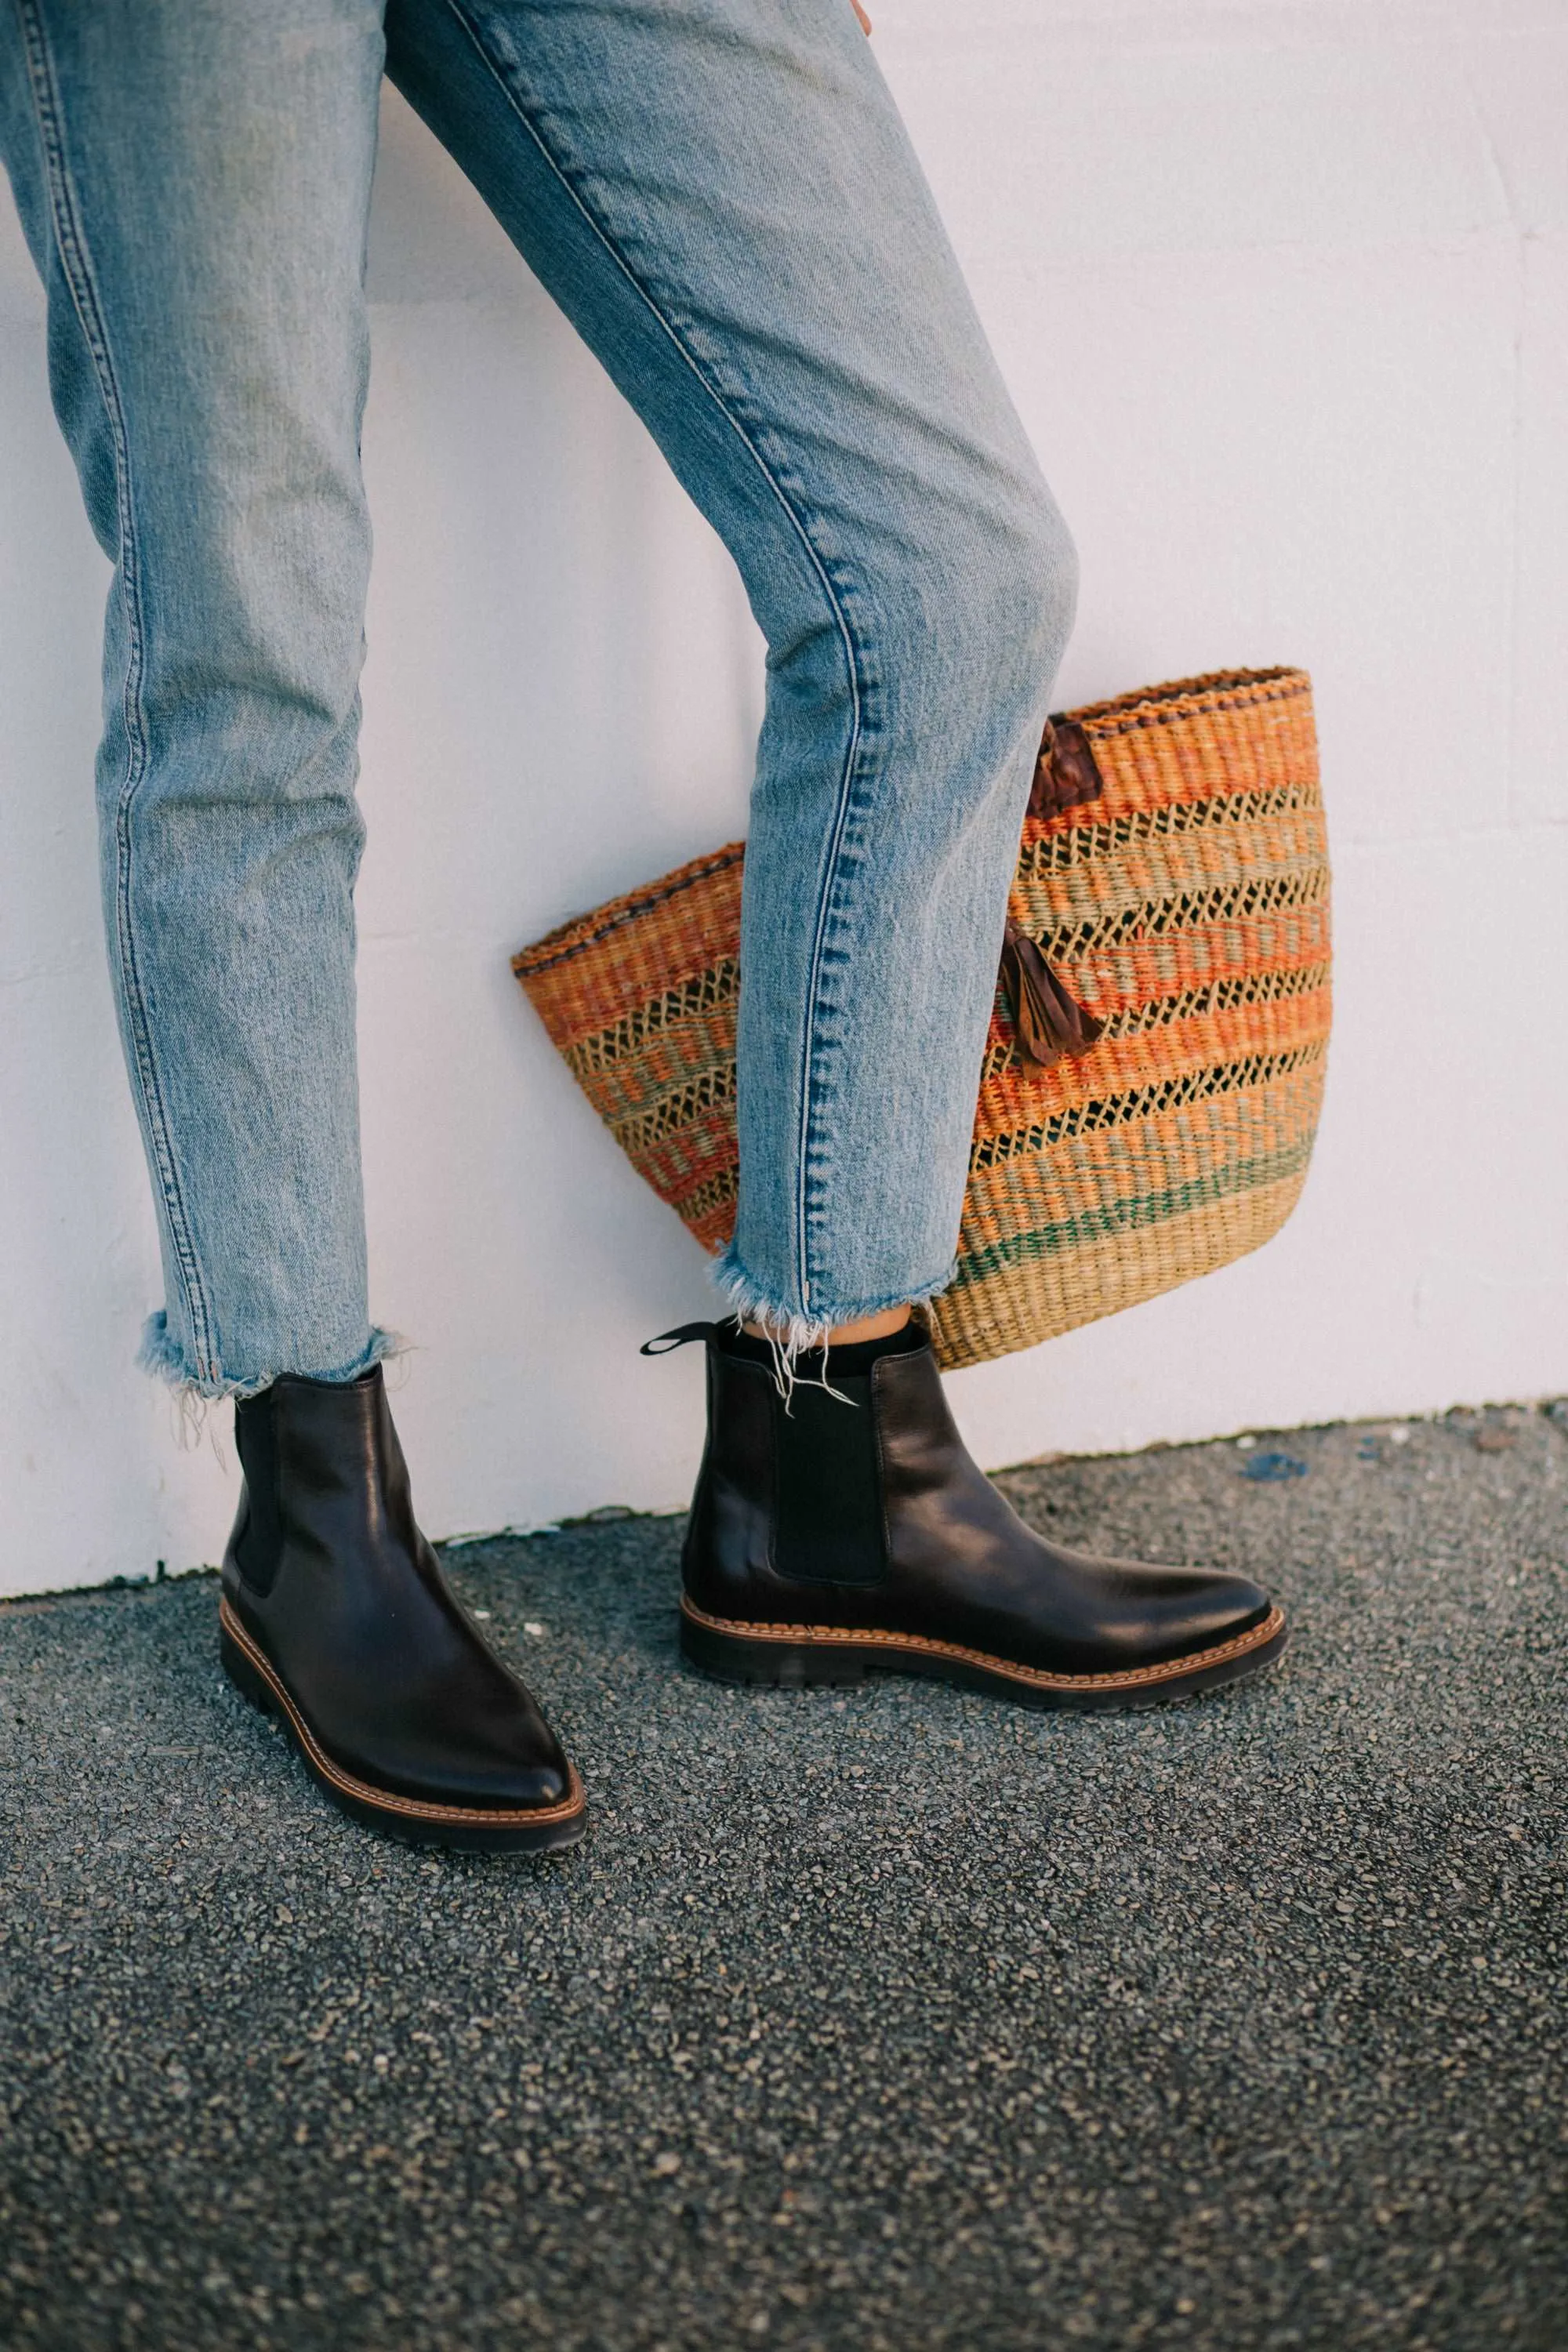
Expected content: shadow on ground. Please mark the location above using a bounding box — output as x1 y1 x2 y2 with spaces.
2 1405 1565 2350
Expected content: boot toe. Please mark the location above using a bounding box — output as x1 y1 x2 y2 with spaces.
1134 1564 1278 1665
365 1693 576 1817
459 1730 575 1815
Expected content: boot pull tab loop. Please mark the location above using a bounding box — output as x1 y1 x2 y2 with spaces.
1000 921 1105 1075
641 1321 718 1356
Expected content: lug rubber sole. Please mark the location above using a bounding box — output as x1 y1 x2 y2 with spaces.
219 1598 586 1854
680 1595 1288 1711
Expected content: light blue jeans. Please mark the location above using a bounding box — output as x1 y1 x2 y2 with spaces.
0 0 1076 1391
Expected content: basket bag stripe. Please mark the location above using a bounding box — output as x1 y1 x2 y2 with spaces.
514 667 1330 1370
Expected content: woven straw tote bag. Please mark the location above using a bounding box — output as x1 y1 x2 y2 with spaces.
514 666 1330 1370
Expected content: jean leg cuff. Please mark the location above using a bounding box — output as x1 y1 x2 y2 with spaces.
136 1312 405 1403
710 1243 956 1359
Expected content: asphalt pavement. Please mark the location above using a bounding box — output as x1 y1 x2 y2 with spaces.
2 1401 1565 2351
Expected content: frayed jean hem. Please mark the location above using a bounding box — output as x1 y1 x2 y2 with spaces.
136 1312 402 1402
710 1243 955 1359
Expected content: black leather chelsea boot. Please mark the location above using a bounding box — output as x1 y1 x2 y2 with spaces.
655 1323 1286 1708
219 1367 584 1852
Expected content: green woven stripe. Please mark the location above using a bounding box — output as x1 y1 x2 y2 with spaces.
950 1134 1316 1292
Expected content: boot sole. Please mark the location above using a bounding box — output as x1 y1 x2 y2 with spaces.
680 1596 1288 1711
219 1599 586 1854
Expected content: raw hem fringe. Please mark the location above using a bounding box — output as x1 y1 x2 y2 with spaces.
711 1243 956 1402
136 1312 404 1406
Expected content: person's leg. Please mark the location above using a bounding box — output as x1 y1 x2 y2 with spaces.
0 1 583 1845
384 0 1073 1346
0 0 386 1396
387 0 1285 1703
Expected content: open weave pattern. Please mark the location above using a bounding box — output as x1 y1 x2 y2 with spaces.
513 667 1330 1369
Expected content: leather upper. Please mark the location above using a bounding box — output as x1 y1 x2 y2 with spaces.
223 1369 572 1813
684 1333 1274 1675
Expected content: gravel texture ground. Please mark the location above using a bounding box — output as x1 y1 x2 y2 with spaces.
2 1402 1565 2352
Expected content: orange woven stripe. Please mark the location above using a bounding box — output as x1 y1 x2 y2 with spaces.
972 986 1332 1145
964 1062 1327 1210
515 848 743 1050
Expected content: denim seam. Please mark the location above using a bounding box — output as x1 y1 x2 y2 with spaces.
13 0 218 1383
438 0 872 1317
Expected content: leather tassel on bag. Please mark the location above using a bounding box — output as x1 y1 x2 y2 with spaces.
1000 920 1103 1073
1001 713 1106 1073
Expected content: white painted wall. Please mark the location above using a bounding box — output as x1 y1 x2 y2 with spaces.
2 0 1565 1597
